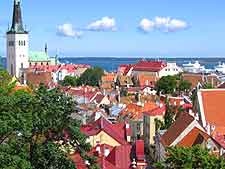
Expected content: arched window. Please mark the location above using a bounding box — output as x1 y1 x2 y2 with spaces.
19 41 20 46
24 41 26 46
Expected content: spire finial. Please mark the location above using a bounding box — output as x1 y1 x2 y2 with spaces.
15 0 20 5
45 43 48 55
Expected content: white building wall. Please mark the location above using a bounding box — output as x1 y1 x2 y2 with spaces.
158 63 183 78
7 33 29 78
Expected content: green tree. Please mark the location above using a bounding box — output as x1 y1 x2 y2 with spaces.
156 75 177 94
178 79 192 93
203 83 214 89
78 67 104 87
155 145 225 169
0 83 98 169
61 76 78 87
0 69 13 95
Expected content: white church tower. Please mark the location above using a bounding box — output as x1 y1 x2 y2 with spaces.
7 0 29 80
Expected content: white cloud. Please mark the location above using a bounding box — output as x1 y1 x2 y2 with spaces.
139 18 155 32
57 23 83 38
86 17 117 31
139 16 188 33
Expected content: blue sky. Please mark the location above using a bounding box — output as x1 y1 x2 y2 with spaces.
1 0 225 57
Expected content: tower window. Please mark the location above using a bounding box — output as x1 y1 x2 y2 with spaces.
11 64 13 75
24 41 26 46
8 41 14 46
21 63 23 69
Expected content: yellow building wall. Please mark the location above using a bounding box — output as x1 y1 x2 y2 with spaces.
144 115 164 145
149 115 164 144
88 131 121 147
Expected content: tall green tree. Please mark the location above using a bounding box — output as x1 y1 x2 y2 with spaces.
156 75 177 94
178 79 192 93
155 146 225 169
0 83 98 169
0 69 13 95
78 67 104 87
61 76 78 87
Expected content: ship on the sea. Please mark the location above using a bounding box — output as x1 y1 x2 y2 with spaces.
215 62 225 74
182 61 206 73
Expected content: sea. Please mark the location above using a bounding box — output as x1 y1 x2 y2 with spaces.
1 57 225 72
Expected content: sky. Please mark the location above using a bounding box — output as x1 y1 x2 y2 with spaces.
1 0 225 57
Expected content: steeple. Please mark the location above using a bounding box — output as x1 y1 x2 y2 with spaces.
7 0 27 34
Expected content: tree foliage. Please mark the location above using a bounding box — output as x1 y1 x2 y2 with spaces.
61 76 79 87
156 75 192 95
155 145 225 169
203 83 214 89
178 79 192 93
0 76 98 169
156 75 177 94
78 67 104 87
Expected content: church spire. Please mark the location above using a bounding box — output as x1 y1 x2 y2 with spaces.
8 0 27 34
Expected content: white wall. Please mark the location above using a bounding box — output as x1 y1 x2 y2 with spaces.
7 33 29 78
159 63 182 78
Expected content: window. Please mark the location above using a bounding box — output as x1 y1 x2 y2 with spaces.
41 62 43 65
24 40 26 46
11 64 13 75
8 41 14 46
21 63 23 69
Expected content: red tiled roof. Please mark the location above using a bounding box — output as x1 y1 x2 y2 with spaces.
161 113 195 146
80 117 129 145
30 64 90 73
133 60 166 72
106 144 132 169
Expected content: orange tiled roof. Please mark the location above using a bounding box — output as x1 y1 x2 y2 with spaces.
200 89 225 127
120 102 159 120
177 127 209 147
102 73 116 82
161 113 195 146
13 85 32 93
138 74 158 87
183 73 221 88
